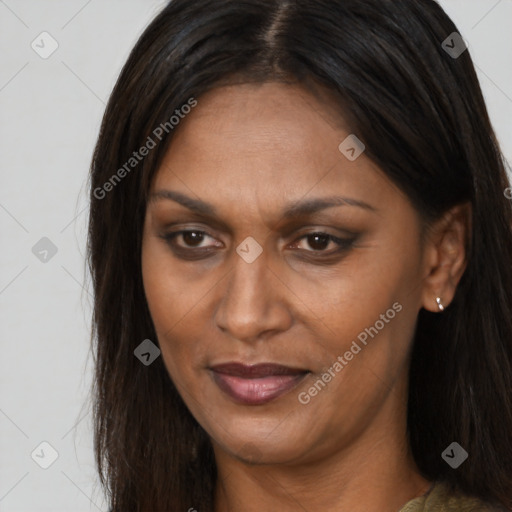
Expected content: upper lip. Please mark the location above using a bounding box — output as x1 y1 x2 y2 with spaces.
210 362 309 378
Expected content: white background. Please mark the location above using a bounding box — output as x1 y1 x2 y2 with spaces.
1 1 511 510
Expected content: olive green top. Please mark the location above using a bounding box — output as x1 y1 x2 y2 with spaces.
398 481 507 511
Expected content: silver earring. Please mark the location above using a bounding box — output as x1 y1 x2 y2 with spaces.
436 297 445 312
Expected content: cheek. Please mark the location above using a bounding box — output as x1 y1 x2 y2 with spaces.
141 228 211 330
299 255 416 340
298 240 423 381
141 239 198 376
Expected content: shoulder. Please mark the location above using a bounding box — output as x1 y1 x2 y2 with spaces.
398 481 509 512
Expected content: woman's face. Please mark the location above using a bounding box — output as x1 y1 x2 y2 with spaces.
141 82 431 465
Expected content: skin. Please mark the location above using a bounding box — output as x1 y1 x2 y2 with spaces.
141 82 470 511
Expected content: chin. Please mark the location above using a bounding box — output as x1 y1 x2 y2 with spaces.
210 423 309 466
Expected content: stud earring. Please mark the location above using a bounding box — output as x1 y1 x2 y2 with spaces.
436 297 445 312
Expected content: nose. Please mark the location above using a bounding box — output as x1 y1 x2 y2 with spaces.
214 248 293 344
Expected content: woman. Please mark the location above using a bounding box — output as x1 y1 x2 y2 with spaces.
87 0 512 510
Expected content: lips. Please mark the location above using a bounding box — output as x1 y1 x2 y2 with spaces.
210 363 309 405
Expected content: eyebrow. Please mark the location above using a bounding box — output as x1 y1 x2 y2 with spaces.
148 189 377 218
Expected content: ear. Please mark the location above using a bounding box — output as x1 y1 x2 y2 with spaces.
420 202 472 313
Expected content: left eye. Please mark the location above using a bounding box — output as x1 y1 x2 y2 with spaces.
291 232 355 253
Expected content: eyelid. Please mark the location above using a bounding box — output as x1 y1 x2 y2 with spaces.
158 216 232 237
160 218 358 238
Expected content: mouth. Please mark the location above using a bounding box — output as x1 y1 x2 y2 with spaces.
209 362 310 405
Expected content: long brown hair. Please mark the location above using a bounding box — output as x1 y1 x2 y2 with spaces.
87 0 512 510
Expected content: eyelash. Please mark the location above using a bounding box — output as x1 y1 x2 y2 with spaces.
160 229 357 259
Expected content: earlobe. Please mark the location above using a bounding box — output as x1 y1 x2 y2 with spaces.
420 203 472 313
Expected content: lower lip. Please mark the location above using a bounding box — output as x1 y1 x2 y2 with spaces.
211 371 308 405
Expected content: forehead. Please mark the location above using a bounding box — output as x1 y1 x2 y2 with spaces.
162 81 347 155
149 82 401 224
